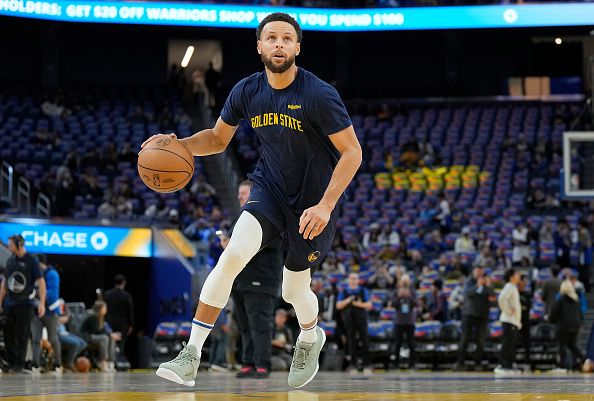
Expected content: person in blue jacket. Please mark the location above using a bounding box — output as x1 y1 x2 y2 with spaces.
30 255 62 372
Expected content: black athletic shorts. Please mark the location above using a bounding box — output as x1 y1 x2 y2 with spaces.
243 183 339 272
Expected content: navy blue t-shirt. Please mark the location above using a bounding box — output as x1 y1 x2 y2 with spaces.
221 68 352 210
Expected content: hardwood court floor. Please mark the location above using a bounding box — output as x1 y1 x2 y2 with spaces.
1 371 594 401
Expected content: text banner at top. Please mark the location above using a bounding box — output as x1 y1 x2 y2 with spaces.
1 1 594 31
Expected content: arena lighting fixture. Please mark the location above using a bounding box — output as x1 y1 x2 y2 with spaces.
554 37 563 45
181 46 195 68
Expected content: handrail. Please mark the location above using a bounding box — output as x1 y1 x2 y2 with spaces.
36 193 51 217
16 176 31 215
0 161 13 203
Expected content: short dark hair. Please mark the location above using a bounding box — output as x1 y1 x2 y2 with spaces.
504 268 517 283
36 254 48 265
114 274 126 285
551 265 561 277
433 278 443 290
256 12 302 43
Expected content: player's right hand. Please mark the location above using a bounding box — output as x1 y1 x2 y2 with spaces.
140 133 177 150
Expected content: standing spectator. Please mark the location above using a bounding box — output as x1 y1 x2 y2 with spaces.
426 279 447 322
435 193 451 234
512 222 531 266
80 301 121 372
550 280 584 371
58 310 88 372
204 61 221 110
454 275 494 371
367 263 394 290
362 223 381 249
518 274 533 370
554 219 572 268
336 273 372 373
542 265 562 318
104 274 134 359
495 268 522 374
392 277 417 369
271 309 294 371
231 180 283 379
30 255 62 373
577 220 592 293
455 227 476 254
0 234 46 373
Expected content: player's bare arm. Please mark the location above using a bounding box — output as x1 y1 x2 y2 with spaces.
140 117 237 156
299 125 362 240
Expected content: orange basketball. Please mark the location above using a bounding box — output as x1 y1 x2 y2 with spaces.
138 137 195 193
75 356 91 373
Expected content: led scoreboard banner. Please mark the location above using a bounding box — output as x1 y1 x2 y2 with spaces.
0 221 152 257
1 1 594 31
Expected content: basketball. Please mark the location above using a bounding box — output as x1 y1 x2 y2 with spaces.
137 137 195 193
75 356 91 373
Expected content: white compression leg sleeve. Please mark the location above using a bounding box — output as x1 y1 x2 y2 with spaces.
199 211 263 308
282 267 319 342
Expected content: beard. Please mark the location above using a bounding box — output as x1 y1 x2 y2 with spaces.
261 52 295 74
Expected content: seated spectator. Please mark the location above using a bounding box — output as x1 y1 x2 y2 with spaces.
494 246 512 269
425 230 446 260
378 225 400 248
512 222 531 266
58 311 88 372
145 199 170 219
190 174 217 197
473 246 495 269
447 276 465 320
539 221 554 243
362 223 381 249
475 230 494 252
321 254 346 276
97 196 118 220
271 309 294 371
79 301 121 372
527 188 547 209
455 227 476 254
434 193 451 234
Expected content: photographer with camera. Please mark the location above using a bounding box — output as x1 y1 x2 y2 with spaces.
336 272 372 373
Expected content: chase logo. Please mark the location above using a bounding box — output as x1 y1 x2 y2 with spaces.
308 251 321 263
288 104 302 110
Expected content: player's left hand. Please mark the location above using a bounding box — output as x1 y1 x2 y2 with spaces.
299 203 332 240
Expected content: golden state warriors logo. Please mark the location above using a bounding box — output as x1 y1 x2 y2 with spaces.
308 251 321 263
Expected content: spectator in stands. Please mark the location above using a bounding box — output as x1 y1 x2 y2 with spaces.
554 219 572 267
368 262 394 290
425 230 447 261
80 300 121 372
476 230 494 253
41 95 64 117
434 193 451 234
495 268 522 374
0 235 46 373
473 246 495 269
119 142 137 164
455 227 476 254
97 195 118 220
407 249 425 273
378 225 400 248
392 275 417 369
577 220 592 293
542 265 562 318
539 221 554 243
336 273 372 373
53 161 75 217
426 279 447 322
518 274 532 370
190 174 217 197
362 223 381 249
454 274 494 371
30 255 62 373
205 61 221 111
448 276 465 320
494 246 512 269
104 274 134 359
271 309 294 371
464 266 485 291
512 222 531 266
527 187 547 209
145 198 170 219
321 254 346 276
58 309 88 372
550 280 584 371
376 103 392 122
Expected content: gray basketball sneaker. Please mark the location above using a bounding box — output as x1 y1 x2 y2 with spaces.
288 326 326 388
156 343 200 387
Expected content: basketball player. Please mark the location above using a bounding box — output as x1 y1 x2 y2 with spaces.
142 12 362 388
